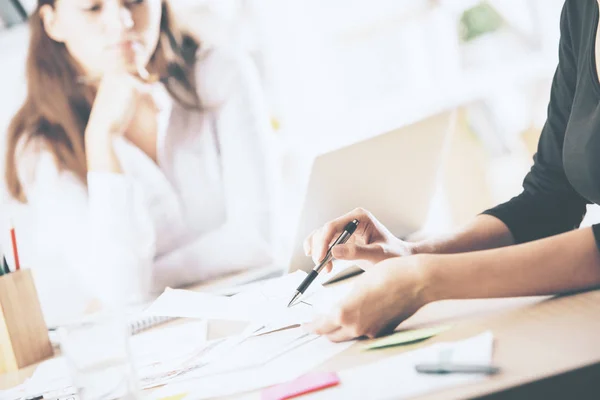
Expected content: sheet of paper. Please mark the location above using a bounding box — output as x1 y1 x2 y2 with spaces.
149 330 354 400
363 325 451 350
144 289 245 320
14 321 212 397
308 331 495 400
184 328 319 378
132 320 208 360
131 321 209 388
144 271 324 328
9 357 76 400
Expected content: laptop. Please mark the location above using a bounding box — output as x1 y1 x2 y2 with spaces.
212 110 456 294
288 110 455 273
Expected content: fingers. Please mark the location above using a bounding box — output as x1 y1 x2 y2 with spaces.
325 261 334 273
304 229 335 272
134 64 159 84
303 208 374 267
331 243 386 263
304 315 340 336
311 223 338 265
325 327 360 343
305 312 363 343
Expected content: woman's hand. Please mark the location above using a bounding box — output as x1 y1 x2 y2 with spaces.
86 72 153 139
303 208 416 272
84 70 158 172
305 254 433 342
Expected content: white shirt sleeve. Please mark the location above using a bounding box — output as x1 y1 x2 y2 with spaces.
151 48 283 290
15 139 156 321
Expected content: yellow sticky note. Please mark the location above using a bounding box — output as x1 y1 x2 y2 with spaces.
364 325 451 350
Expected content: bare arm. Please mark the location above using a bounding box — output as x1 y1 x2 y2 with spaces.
423 226 600 302
85 128 122 173
305 210 516 270
307 225 600 342
411 214 515 255
85 72 153 173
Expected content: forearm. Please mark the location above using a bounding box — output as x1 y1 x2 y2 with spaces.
423 227 600 302
412 214 515 255
85 127 122 173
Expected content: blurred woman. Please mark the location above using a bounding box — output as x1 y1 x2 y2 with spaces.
4 0 277 325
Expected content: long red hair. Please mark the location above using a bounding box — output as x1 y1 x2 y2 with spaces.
5 0 201 202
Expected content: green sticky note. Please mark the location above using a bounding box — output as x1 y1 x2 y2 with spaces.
364 325 451 350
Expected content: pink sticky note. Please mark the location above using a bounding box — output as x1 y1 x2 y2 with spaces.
261 372 340 400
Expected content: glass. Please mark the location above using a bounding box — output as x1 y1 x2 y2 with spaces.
58 311 141 400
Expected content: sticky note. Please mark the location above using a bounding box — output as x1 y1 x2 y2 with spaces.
364 325 451 350
261 372 340 400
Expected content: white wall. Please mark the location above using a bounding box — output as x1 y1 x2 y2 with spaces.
0 23 28 191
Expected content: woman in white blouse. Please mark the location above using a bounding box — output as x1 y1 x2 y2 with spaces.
4 0 277 325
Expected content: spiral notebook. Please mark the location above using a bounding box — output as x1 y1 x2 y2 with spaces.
48 312 178 348
128 314 176 335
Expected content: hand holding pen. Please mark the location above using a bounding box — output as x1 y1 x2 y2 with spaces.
288 219 360 307
303 208 415 271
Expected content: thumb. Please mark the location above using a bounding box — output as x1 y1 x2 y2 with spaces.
332 243 385 263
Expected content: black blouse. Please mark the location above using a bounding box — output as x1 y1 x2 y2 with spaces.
484 0 600 248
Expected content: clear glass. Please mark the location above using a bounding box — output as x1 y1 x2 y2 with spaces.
58 311 141 400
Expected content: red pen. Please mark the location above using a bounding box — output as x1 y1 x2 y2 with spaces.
10 222 20 271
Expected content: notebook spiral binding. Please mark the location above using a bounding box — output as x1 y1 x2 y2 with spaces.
128 315 177 335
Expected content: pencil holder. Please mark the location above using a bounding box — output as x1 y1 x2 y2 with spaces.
0 269 54 373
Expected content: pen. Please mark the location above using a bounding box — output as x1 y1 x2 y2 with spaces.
287 219 359 307
10 223 21 271
10 222 20 271
415 363 500 375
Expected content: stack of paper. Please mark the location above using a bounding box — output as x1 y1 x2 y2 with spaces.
149 328 354 400
6 273 354 400
143 272 356 399
144 271 342 332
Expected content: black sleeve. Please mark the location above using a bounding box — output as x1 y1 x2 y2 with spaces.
482 2 588 244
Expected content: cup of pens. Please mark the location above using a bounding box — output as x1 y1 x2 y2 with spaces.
0 224 54 373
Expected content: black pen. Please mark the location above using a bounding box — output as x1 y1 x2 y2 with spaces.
287 219 359 307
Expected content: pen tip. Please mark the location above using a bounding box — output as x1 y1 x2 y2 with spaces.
287 292 300 308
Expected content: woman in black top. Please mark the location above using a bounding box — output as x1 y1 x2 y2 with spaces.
304 0 600 342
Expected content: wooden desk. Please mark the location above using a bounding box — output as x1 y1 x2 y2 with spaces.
2 273 599 400
300 290 600 400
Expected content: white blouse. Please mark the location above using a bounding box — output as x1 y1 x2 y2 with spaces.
8 48 280 326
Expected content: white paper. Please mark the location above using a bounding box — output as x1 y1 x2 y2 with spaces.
12 321 211 398
20 357 73 399
184 328 318 378
144 271 326 328
131 321 209 388
144 289 245 320
309 331 495 400
149 329 354 400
